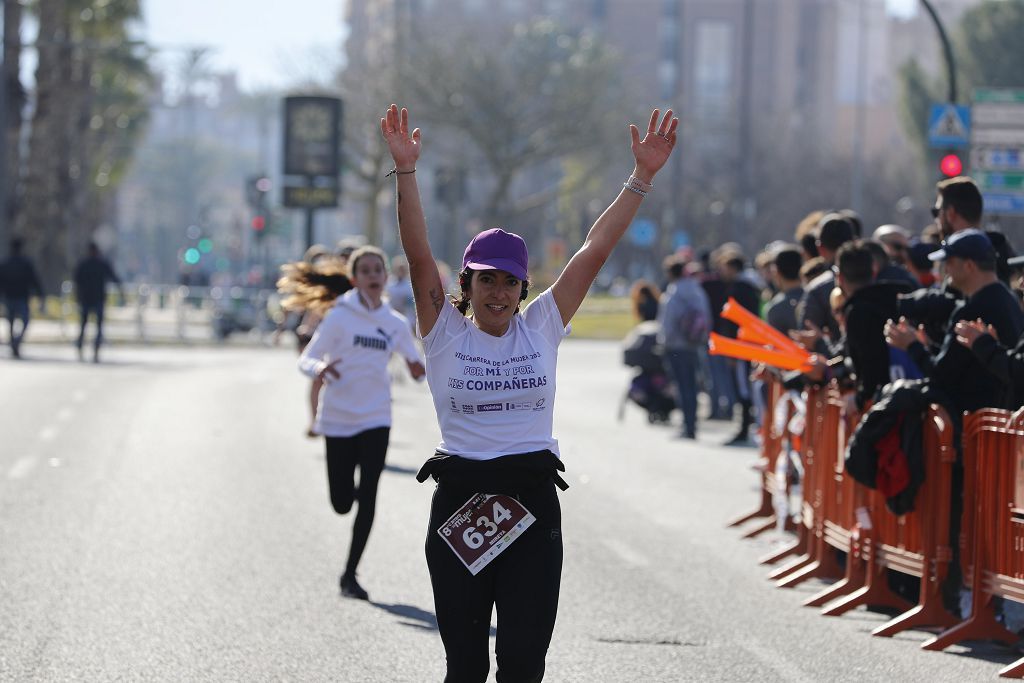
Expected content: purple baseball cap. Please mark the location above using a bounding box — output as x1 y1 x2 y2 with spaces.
462 228 529 280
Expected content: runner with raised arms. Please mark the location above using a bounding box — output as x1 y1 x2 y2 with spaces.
381 103 677 682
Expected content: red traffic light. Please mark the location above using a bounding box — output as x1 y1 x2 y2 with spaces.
251 215 266 231
939 153 963 177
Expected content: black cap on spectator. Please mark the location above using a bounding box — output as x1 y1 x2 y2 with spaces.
908 241 939 270
928 229 996 263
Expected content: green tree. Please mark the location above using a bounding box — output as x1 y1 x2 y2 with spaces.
957 0 1024 90
16 0 151 289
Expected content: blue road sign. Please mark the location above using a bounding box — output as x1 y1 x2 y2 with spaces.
982 193 1024 216
629 218 657 248
928 104 971 148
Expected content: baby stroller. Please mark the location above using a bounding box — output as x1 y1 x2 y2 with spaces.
620 321 676 424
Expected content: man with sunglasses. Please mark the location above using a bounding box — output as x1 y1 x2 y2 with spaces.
873 224 911 267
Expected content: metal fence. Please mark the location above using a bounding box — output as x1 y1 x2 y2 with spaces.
41 282 283 345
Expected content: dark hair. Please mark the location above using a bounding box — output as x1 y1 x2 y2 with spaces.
985 230 1016 284
723 256 745 272
937 176 983 224
9 237 23 253
629 279 661 322
451 268 530 315
863 240 891 269
836 240 875 288
774 249 803 282
818 214 855 252
838 209 863 238
663 255 686 280
799 232 819 259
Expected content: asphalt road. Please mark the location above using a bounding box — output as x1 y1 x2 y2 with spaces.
0 340 1016 681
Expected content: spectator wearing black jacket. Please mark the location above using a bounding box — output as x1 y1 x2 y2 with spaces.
837 241 914 410
764 247 804 335
797 213 855 340
885 230 1024 413
717 252 762 445
0 237 44 359
955 319 1024 409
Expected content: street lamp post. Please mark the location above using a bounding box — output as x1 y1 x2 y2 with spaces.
919 0 958 103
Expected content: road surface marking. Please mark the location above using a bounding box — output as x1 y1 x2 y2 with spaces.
38 426 58 442
7 456 37 480
56 408 74 421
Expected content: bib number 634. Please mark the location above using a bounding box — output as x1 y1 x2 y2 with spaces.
460 500 513 549
437 493 537 575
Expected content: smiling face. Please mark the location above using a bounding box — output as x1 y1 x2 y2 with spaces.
467 268 523 336
351 253 387 304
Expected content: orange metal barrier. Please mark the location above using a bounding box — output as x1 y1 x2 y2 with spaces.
774 386 844 588
923 408 1024 678
820 405 959 637
766 385 835 583
727 377 792 538
737 385 1024 676
803 395 865 607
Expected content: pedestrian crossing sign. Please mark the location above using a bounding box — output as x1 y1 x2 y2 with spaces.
928 104 971 148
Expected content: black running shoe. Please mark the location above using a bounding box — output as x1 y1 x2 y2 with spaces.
340 573 369 600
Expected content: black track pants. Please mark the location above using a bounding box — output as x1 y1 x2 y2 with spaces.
325 427 389 577
425 480 562 683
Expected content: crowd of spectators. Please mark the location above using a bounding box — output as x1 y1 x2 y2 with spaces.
625 175 1024 446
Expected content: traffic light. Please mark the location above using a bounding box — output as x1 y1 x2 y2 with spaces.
251 215 266 233
939 152 964 178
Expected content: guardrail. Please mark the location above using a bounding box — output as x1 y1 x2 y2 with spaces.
17 283 282 345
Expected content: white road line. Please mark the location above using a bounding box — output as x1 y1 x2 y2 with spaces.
72 390 87 403
601 538 650 567
38 426 58 442
56 408 74 421
7 456 38 480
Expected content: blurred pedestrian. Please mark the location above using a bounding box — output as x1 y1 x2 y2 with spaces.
72 242 123 363
873 224 911 267
658 255 710 439
0 237 44 359
716 252 762 445
629 278 661 322
382 102 677 681
386 254 415 324
298 245 425 601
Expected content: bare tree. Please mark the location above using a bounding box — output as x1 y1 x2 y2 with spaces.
406 21 625 225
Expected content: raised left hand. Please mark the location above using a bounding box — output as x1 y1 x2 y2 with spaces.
630 109 678 183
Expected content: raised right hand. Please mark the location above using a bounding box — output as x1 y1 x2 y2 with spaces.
380 104 420 171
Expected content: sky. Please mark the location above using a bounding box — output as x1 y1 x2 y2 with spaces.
138 0 918 94
140 0 349 92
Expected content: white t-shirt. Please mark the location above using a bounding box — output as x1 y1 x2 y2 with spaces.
299 289 423 438
422 288 565 460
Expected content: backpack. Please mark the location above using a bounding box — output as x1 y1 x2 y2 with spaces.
678 303 710 346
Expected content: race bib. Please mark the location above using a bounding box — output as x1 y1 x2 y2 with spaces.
437 494 535 575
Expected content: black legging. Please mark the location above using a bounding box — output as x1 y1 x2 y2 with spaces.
425 479 562 683
325 427 389 577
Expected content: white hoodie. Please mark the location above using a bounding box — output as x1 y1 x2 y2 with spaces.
299 289 423 437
